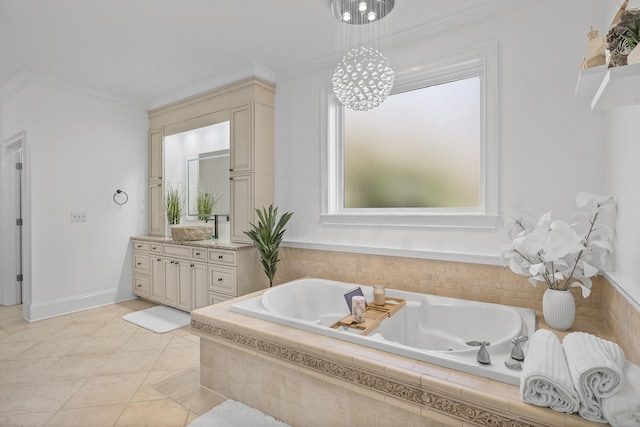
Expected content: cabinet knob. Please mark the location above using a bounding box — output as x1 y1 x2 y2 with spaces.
170 260 174 264
152 246 157 250
175 261 179 265
218 255 223 259
191 263 194 267
157 258 161 262
157 183 162 187
136 245 142 248
217 277 223 282
229 177 233 181
195 252 200 255
136 262 142 266
137 284 142 288
229 168 233 172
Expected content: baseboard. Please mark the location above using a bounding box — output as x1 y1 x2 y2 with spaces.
23 287 137 322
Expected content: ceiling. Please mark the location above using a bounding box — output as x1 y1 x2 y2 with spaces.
0 0 526 109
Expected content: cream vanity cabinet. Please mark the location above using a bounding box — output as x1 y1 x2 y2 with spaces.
146 78 274 241
131 238 266 311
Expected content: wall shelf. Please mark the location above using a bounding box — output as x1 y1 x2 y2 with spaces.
576 63 640 110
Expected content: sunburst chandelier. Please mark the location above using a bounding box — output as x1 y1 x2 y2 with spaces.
331 0 395 111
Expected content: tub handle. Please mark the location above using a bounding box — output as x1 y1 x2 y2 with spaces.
510 335 529 361
466 340 491 365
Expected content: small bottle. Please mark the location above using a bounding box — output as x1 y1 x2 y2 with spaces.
373 286 386 306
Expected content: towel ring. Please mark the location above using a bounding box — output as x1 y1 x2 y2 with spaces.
113 189 128 205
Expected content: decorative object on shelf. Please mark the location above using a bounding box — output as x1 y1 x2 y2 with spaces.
503 192 616 330
164 184 183 225
581 26 607 69
113 189 128 205
623 19 640 64
244 204 293 287
197 187 217 221
606 4 640 68
330 0 395 111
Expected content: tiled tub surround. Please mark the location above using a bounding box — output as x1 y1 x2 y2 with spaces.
192 295 605 427
230 278 537 385
275 247 640 366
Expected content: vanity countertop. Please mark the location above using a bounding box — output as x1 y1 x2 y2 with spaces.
131 235 254 251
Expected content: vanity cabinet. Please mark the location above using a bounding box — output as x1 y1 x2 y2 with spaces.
146 78 274 242
131 238 267 312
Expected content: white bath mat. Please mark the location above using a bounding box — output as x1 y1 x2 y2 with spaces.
189 400 290 427
122 305 190 333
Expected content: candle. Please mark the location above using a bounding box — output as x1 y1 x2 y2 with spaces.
352 296 366 323
373 286 386 306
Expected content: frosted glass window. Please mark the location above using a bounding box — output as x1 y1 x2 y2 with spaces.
344 77 480 209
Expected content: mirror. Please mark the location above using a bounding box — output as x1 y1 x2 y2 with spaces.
187 149 230 217
164 121 230 222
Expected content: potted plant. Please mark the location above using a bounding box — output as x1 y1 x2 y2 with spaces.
164 184 183 225
244 204 293 287
503 192 616 330
197 187 217 221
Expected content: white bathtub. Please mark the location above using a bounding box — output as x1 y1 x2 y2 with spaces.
230 278 537 385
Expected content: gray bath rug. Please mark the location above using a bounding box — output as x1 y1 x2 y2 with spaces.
189 400 291 427
122 305 190 333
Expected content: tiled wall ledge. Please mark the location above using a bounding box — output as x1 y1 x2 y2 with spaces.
192 297 602 427
276 247 640 366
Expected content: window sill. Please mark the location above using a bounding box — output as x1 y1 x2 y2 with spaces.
320 213 500 230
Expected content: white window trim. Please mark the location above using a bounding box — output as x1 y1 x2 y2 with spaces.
320 41 500 230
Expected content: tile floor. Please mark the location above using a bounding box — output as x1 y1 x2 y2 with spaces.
0 299 226 426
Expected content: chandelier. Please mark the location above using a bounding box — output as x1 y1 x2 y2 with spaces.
331 0 395 111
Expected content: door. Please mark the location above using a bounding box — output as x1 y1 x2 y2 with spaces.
1 135 24 306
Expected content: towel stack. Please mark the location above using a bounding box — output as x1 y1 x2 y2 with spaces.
520 329 637 425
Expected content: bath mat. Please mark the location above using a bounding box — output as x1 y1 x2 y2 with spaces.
189 400 290 427
122 305 190 333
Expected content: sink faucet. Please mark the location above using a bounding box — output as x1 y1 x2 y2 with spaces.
466 340 491 365
205 214 230 239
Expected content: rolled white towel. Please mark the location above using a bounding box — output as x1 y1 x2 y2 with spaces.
562 332 626 423
601 361 640 427
520 329 580 413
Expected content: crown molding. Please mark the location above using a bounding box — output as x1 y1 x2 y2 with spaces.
0 71 147 109
147 63 277 111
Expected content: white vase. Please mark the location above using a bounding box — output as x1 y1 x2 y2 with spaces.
542 289 575 331
628 44 640 65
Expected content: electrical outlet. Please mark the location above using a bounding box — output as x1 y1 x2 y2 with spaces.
70 212 87 222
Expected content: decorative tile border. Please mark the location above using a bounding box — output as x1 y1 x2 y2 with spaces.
192 319 542 427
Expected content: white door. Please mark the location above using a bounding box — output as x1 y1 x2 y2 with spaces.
1 136 24 305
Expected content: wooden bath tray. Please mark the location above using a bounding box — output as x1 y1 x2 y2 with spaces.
330 297 406 336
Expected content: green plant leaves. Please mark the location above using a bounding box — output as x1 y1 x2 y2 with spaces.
243 204 293 286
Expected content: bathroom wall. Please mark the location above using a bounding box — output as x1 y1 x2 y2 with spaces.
275 0 607 261
1 77 148 320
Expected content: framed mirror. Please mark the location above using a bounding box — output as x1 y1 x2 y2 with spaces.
187 149 230 218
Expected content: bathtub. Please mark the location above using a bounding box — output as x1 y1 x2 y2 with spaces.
230 278 537 385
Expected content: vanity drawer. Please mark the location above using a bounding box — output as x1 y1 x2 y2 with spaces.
132 241 149 252
208 266 237 296
149 243 162 253
163 244 191 259
191 248 207 261
208 291 233 305
208 249 236 266
133 274 150 297
133 253 150 275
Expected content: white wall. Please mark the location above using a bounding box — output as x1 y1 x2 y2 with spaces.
2 79 148 320
275 0 608 260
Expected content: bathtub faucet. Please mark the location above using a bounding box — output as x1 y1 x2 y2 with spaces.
510 335 529 361
466 340 491 365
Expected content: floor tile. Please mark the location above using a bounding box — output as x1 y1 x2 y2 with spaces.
44 404 126 427
13 338 84 360
37 355 109 381
153 368 200 401
114 399 190 427
97 349 162 376
63 373 147 409
0 410 55 426
0 378 86 414
177 387 226 416
0 341 38 361
0 358 59 385
119 332 172 353
65 335 130 357
153 346 199 371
